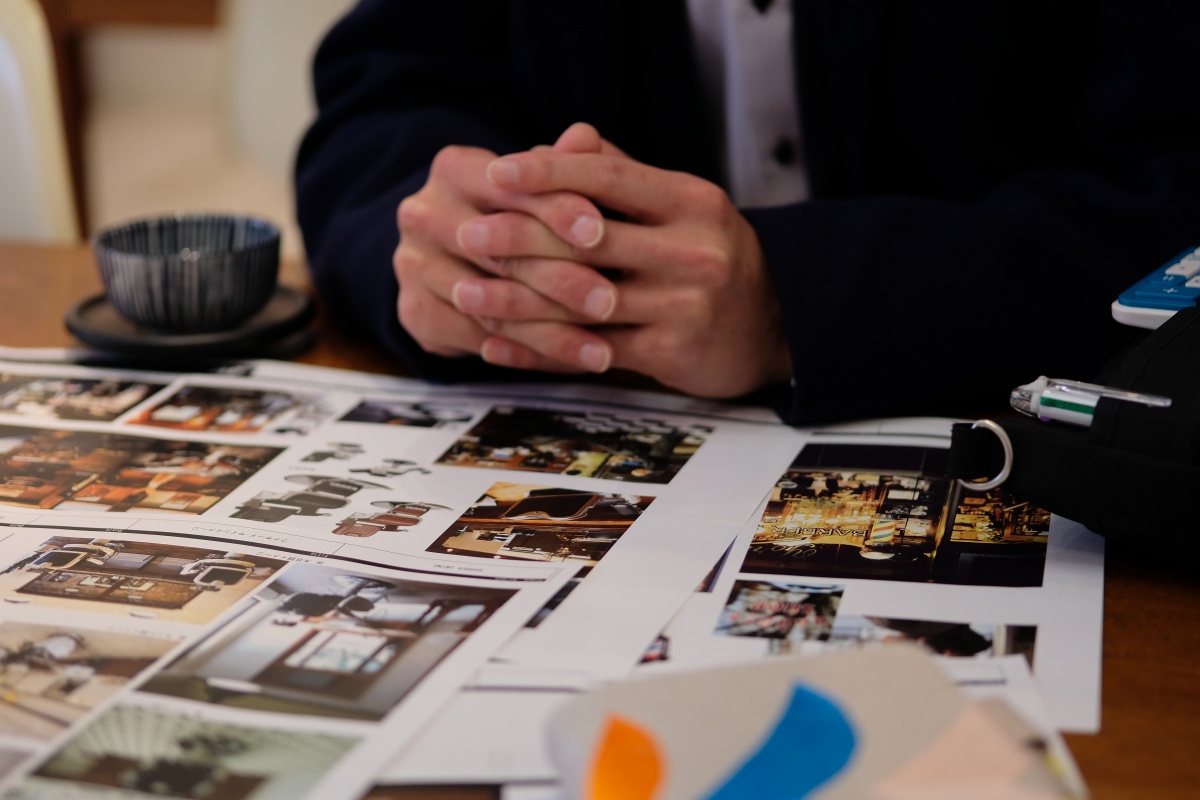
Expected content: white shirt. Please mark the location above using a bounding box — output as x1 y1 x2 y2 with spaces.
685 0 809 207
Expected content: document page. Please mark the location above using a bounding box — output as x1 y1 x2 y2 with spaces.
638 431 1105 733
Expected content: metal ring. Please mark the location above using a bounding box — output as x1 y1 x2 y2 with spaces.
956 419 1013 492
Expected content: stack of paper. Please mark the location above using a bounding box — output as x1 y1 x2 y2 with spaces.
0 355 1102 799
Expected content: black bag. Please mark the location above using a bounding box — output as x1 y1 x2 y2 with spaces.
947 307 1200 539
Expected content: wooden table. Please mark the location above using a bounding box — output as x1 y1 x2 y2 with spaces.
0 240 403 376
3 240 1200 799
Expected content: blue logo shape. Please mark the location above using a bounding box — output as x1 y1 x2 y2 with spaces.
707 682 857 799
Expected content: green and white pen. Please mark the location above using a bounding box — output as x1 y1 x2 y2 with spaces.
1010 376 1172 427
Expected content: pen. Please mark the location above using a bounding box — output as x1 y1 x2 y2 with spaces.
1009 376 1172 427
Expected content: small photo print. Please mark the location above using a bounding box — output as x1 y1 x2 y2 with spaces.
744 468 950 581
426 482 655 574
741 444 1051 587
140 563 516 721
0 425 282 515
15 704 358 800
0 621 178 741
715 580 844 653
950 488 1051 544
436 406 711 483
125 384 333 435
0 537 286 624
828 616 1038 665
340 399 474 428
0 374 167 423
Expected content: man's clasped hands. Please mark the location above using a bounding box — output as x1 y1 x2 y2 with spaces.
393 122 793 399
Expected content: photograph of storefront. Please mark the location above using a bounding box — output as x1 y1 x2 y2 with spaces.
715 580 844 653
742 467 949 582
24 704 357 800
331 500 449 538
0 425 282 514
0 373 167 422
140 564 514 720
426 482 654 574
436 406 710 483
0 537 286 624
739 444 1050 587
0 621 178 740
928 488 1051 586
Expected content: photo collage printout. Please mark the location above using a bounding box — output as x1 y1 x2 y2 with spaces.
0 358 1103 798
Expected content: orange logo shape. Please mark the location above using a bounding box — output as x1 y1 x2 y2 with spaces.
586 713 665 800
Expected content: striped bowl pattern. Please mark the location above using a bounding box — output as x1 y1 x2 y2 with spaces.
93 214 280 333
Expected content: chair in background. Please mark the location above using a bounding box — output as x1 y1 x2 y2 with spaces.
0 0 78 242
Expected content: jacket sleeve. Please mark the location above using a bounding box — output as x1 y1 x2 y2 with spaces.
745 3 1200 425
294 0 544 383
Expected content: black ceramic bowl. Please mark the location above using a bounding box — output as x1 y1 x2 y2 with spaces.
93 214 281 333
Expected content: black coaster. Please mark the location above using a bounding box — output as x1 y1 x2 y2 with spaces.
65 286 316 359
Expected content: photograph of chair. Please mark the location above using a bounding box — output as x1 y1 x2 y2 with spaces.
28 539 117 571
501 489 601 521
301 442 365 463
0 537 285 623
347 458 431 478
179 554 258 587
331 500 450 538
230 474 387 523
427 482 654 574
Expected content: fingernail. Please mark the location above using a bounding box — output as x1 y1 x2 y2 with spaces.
579 342 611 373
487 159 520 187
457 220 489 252
583 286 615 320
570 215 603 248
451 281 485 312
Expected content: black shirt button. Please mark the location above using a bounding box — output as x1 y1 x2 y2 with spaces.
752 0 773 13
772 137 797 166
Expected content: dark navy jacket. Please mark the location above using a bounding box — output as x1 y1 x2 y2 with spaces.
296 0 1200 424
